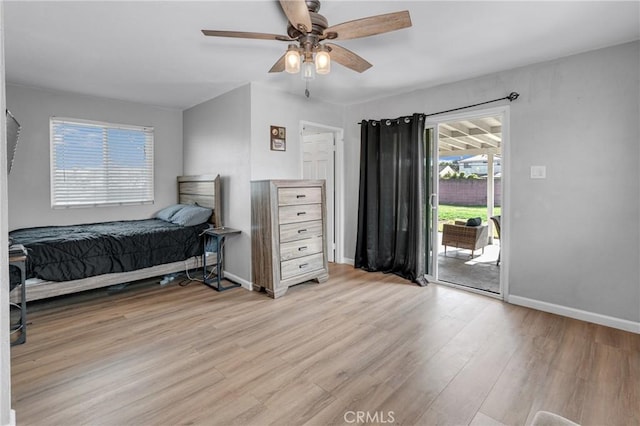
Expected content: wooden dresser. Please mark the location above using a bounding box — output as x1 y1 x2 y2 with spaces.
251 180 329 298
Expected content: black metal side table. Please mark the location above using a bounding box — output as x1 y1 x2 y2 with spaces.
202 227 241 291
9 253 27 345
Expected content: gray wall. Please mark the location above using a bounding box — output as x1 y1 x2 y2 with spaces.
250 83 344 180
6 84 183 230
183 84 253 284
343 41 640 323
0 7 12 422
183 83 344 285
184 84 342 283
6 43 637 328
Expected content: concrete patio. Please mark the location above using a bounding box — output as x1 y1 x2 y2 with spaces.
437 236 500 294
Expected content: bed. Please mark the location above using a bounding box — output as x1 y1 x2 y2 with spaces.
10 174 222 302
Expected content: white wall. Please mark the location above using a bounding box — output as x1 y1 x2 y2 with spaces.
343 41 640 327
6 84 183 230
250 83 344 180
183 84 252 285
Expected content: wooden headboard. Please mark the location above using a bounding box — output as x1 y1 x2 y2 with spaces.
177 174 222 228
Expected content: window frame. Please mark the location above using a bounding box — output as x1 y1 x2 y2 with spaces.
50 117 155 208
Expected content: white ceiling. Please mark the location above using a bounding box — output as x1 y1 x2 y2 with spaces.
4 1 639 110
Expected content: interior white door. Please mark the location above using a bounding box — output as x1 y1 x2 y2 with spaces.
302 132 335 262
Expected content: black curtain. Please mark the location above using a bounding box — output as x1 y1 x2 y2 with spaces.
355 113 428 286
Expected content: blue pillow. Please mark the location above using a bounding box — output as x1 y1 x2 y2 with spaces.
155 204 187 222
170 205 212 227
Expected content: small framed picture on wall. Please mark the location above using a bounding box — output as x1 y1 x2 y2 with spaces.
270 125 286 151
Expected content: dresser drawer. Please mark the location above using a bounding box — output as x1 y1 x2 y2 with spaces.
280 237 323 261
281 253 324 280
279 204 322 224
278 187 322 206
279 220 323 243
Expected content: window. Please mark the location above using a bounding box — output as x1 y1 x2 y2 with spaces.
50 117 154 207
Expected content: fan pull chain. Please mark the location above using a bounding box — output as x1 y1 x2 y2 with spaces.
305 80 310 98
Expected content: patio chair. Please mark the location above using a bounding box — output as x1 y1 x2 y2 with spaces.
490 215 501 266
442 221 489 257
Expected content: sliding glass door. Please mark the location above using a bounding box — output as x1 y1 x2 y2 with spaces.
425 126 439 281
424 108 507 298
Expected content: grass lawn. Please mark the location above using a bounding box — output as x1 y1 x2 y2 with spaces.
436 204 501 234
438 205 501 223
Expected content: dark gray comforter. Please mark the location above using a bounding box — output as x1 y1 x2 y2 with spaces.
9 219 208 282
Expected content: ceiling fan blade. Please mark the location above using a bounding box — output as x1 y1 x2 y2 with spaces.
323 11 412 41
201 30 293 42
279 0 312 33
325 43 372 73
269 54 286 73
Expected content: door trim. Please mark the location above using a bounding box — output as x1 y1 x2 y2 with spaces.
299 121 344 264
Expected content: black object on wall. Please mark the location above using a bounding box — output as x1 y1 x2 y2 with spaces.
357 92 519 125
6 109 21 174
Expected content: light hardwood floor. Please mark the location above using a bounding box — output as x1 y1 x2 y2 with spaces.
11 264 640 426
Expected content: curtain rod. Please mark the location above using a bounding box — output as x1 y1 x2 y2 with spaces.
358 92 520 124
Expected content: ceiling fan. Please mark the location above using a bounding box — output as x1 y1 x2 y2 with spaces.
202 0 412 79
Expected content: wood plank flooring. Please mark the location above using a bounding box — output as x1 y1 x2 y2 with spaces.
10 264 640 426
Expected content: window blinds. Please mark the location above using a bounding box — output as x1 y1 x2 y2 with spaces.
50 117 154 207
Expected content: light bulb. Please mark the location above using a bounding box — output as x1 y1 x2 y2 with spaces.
284 45 300 74
315 48 330 74
302 59 315 81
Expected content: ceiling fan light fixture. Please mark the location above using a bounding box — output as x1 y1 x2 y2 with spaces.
315 46 331 74
285 44 301 74
202 0 413 79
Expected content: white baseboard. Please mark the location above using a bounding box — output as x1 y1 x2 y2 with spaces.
223 271 252 291
508 295 640 334
340 257 355 266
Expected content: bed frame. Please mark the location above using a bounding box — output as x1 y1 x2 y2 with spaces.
178 174 222 228
14 174 222 302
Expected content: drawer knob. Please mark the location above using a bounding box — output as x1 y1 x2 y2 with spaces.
296 212 306 216
296 194 306 198
299 263 308 269
298 246 308 251
297 229 307 233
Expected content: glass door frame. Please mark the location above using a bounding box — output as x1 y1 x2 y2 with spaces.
424 125 439 282
424 106 510 299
